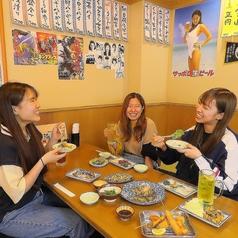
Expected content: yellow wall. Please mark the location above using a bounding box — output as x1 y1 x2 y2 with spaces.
2 0 238 109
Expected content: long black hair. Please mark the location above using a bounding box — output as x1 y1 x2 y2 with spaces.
0 82 47 175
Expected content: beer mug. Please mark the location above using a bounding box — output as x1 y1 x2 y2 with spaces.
107 122 117 145
185 21 190 32
197 169 223 205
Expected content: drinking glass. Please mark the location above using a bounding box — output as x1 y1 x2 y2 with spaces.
185 21 190 32
107 122 117 145
56 153 67 166
197 169 223 205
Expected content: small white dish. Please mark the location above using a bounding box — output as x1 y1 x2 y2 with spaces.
166 140 188 150
134 164 148 173
52 142 76 153
99 152 111 159
80 192 99 205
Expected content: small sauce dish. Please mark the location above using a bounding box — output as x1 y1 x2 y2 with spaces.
115 204 134 221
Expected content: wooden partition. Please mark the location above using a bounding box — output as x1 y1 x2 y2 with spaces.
36 103 238 172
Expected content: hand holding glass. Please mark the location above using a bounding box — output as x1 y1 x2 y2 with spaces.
185 21 190 32
107 122 117 145
197 169 223 205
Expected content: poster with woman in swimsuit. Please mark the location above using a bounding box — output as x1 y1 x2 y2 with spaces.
172 0 221 77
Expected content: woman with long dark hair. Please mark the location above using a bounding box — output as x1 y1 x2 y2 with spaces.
153 88 238 200
0 82 93 237
104 92 159 169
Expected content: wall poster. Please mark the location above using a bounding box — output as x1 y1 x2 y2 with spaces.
172 0 221 77
224 42 238 63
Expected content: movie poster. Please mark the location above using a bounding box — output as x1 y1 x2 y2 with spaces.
12 29 38 65
172 0 221 77
36 32 57 65
57 36 84 80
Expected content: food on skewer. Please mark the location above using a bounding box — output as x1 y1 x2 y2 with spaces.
176 216 188 235
165 209 183 236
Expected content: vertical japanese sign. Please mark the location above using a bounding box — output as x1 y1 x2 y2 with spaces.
64 0 75 33
144 2 151 41
75 0 85 35
85 0 95 36
164 9 170 45
95 0 104 38
39 0 52 30
121 3 128 42
221 0 238 37
10 0 26 26
157 7 163 44
104 0 112 39
113 1 120 41
51 0 64 31
25 0 39 28
151 5 157 43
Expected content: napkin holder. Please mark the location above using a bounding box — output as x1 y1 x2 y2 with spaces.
70 123 80 147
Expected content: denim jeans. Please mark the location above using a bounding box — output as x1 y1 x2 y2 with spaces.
0 187 94 238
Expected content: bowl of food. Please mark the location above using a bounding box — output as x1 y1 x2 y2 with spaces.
79 192 99 205
99 151 111 159
98 184 122 202
92 180 108 190
52 142 76 153
134 164 148 173
115 204 135 221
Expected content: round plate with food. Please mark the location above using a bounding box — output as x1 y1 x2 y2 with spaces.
52 142 76 153
166 140 188 150
89 157 108 167
103 173 134 184
121 181 166 205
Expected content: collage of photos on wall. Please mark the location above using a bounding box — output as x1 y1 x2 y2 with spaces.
85 40 125 79
12 28 125 80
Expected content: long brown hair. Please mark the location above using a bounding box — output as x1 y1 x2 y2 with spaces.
119 92 147 142
189 88 237 155
0 82 47 175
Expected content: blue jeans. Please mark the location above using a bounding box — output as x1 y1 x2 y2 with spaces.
0 187 94 238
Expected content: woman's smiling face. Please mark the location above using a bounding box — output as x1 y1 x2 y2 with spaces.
126 98 143 122
195 99 223 132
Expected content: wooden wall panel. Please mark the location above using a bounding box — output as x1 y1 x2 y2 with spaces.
36 103 238 172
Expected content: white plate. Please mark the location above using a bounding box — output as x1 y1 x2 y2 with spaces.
166 140 188 150
109 157 136 170
52 142 76 153
66 168 101 182
80 192 99 205
89 158 108 167
179 198 231 227
158 178 197 198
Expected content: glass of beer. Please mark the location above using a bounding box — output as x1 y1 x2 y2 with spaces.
107 122 117 145
185 21 190 32
56 153 67 166
197 169 223 205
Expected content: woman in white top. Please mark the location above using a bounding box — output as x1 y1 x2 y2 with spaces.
183 9 212 77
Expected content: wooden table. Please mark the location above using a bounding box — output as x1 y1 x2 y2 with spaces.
44 143 238 238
